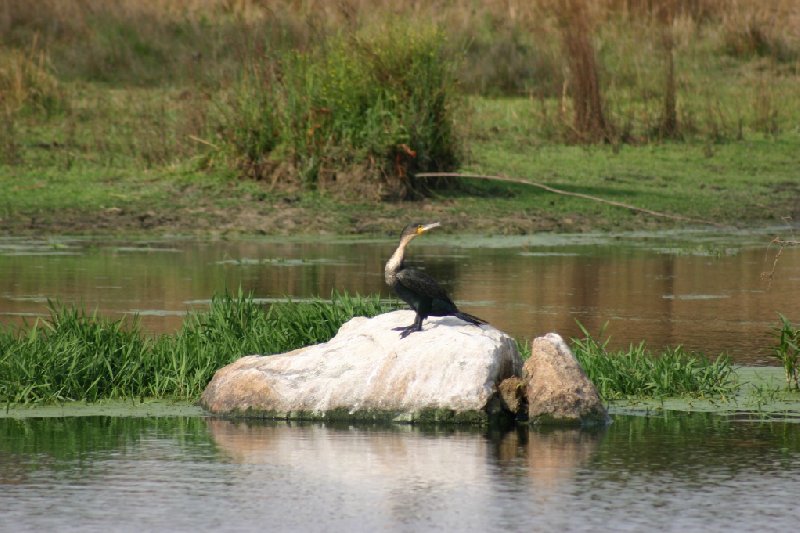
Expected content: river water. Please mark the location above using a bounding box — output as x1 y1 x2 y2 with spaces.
1 413 798 532
2 231 799 530
1 229 797 364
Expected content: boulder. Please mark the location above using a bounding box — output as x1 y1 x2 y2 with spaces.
497 376 525 415
522 333 609 426
200 310 522 423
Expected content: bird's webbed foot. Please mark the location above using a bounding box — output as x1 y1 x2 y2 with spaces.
393 323 420 338
393 315 424 338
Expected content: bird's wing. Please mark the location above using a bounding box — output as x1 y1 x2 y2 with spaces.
396 268 453 302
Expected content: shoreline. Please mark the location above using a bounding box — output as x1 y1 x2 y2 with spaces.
2 366 798 421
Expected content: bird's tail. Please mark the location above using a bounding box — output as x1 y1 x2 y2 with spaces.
455 311 488 327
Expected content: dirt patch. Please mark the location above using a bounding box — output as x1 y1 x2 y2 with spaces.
0 204 341 237
0 179 654 238
0 200 608 238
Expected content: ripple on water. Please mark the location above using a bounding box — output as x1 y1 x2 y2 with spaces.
1 415 799 531
662 294 731 300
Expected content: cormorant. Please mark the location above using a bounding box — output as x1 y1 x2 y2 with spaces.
384 222 487 338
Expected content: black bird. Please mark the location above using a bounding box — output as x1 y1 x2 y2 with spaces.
384 222 487 338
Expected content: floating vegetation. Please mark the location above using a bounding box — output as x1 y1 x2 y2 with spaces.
113 247 182 253
662 294 731 301
215 257 350 267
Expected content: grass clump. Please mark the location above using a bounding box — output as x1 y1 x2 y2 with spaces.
0 38 67 117
220 24 461 198
570 323 739 400
0 306 150 404
774 314 799 390
0 291 393 405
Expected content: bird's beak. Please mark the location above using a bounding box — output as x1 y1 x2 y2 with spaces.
419 222 441 234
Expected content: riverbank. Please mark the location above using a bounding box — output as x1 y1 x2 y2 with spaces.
4 2 800 237
3 130 799 238
3 366 798 420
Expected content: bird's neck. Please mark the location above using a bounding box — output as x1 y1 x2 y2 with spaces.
384 237 411 285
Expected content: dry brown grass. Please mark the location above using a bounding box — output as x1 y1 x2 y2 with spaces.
0 35 63 114
2 1 797 89
1 0 798 159
554 0 612 142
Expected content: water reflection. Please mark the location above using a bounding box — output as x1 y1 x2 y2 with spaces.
2 414 799 531
0 233 798 364
492 426 603 492
208 420 603 494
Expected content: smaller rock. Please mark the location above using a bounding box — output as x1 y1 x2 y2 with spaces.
497 376 525 415
523 333 609 426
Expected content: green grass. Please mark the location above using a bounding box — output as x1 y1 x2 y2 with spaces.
3 116 798 236
569 323 740 400
2 294 744 406
0 291 394 405
218 24 461 194
516 322 742 401
459 98 800 231
2 3 800 234
774 314 800 390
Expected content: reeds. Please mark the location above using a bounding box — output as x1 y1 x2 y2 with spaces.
0 291 393 405
1 293 747 406
570 322 739 399
556 0 612 143
774 314 799 390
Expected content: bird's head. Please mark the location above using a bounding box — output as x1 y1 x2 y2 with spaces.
401 222 441 240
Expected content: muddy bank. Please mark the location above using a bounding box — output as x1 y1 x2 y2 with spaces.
0 196 656 238
3 368 798 421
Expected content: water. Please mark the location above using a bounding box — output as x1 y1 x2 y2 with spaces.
1 414 798 532
0 229 798 364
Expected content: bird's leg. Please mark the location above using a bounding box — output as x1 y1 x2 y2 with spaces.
394 313 424 338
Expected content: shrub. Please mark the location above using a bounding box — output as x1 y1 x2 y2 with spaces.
220 23 462 198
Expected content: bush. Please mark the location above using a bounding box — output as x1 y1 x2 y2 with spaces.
220 24 462 198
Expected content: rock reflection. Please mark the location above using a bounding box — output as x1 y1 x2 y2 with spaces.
207 418 605 500
4 414 798 531
492 426 604 492
207 419 490 482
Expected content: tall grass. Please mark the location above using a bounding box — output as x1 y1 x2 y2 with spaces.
2 292 747 406
774 314 799 390
570 323 739 400
0 291 394 405
2 1 799 171
0 37 66 117
219 24 461 197
0 36 68 164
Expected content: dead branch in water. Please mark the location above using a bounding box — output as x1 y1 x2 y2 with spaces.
762 235 800 288
415 171 727 227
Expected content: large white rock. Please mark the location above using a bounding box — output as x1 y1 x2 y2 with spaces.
200 310 522 423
